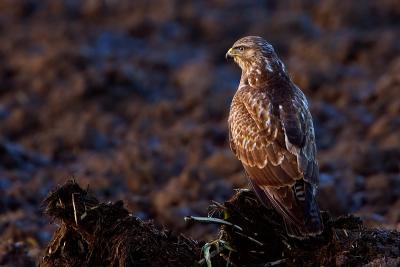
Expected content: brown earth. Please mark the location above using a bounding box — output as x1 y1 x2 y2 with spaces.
0 0 399 266
39 181 399 267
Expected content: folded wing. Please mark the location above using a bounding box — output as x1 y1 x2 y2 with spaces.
228 85 323 238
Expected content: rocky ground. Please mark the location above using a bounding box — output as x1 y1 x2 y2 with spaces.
0 0 399 266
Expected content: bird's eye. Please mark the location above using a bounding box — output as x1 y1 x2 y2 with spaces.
238 46 245 51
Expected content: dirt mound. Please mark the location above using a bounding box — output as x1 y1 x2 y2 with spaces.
210 190 400 266
39 181 199 267
39 181 399 267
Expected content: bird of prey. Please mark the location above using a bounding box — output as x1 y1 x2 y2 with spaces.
226 36 323 239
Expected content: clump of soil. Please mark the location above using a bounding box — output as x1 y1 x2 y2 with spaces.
40 181 399 267
211 190 400 266
39 181 199 267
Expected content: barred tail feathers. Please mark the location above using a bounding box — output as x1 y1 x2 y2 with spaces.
250 178 323 239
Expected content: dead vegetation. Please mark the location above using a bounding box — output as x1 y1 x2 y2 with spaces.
202 190 400 266
39 181 199 267
39 181 399 267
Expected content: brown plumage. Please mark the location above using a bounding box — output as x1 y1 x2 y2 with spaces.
226 36 323 238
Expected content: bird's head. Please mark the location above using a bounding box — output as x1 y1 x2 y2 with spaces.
226 36 279 78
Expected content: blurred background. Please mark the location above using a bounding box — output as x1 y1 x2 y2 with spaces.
0 0 399 265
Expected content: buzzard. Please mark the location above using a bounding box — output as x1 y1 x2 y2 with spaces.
226 36 323 238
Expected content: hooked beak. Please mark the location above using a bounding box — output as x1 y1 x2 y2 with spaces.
225 47 235 59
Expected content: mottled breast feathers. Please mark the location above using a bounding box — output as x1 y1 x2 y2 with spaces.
228 84 318 187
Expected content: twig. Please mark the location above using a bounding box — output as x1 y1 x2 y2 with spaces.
264 258 286 266
233 188 251 193
211 200 226 210
199 239 237 266
184 216 243 231
72 193 78 226
198 249 219 266
281 239 291 250
343 229 348 237
203 243 212 267
233 230 264 246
